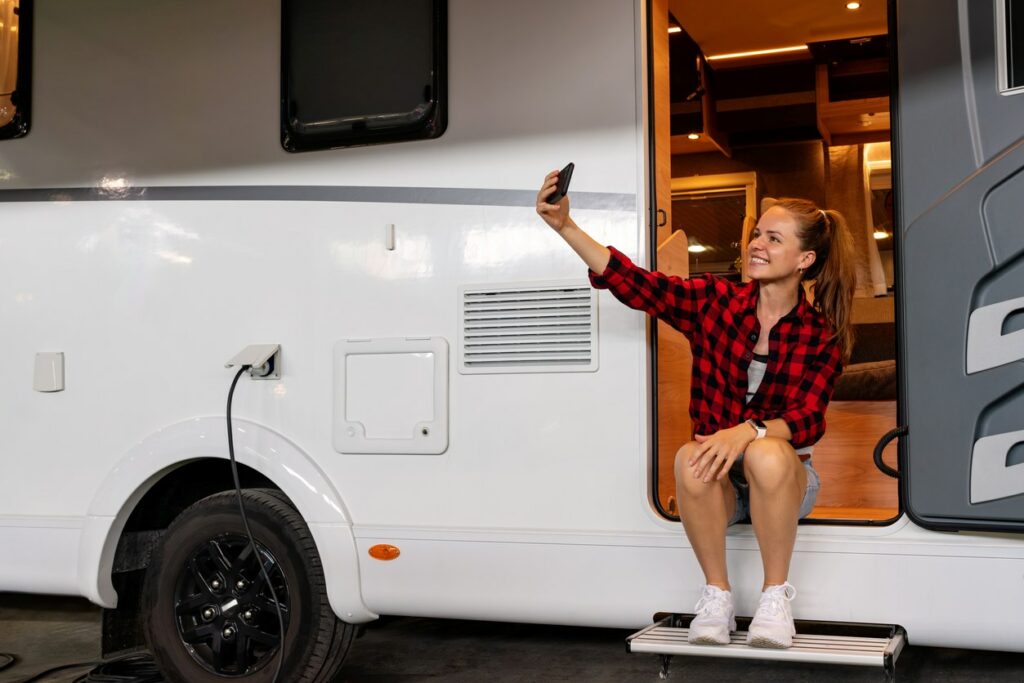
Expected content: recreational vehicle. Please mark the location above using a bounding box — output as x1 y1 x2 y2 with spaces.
1 0 1022 680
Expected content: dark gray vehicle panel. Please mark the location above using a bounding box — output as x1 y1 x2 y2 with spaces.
897 0 1024 531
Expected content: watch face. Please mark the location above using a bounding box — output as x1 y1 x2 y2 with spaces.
753 418 767 430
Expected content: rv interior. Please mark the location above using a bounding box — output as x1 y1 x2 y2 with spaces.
651 1 898 523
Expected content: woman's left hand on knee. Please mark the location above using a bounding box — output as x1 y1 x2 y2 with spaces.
688 425 756 483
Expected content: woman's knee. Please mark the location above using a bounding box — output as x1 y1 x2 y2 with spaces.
743 438 797 489
673 441 700 480
674 442 724 497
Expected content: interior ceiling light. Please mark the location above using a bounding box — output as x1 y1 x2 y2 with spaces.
847 2 862 9
668 26 682 34
707 45 809 61
688 244 708 253
873 230 890 240
687 133 700 140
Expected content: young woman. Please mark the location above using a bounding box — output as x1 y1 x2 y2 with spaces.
536 170 855 649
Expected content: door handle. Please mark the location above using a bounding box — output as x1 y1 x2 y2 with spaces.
656 208 667 228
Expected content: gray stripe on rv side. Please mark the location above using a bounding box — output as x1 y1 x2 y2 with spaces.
0 186 637 211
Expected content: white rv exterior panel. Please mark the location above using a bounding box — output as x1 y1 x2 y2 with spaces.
0 0 648 621
11 0 640 193
355 518 1024 651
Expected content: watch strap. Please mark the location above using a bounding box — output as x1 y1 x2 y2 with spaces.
746 418 767 439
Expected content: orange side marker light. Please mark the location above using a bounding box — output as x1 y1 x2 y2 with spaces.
369 544 401 561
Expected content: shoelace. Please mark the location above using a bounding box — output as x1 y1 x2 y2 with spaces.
694 588 731 617
756 583 797 618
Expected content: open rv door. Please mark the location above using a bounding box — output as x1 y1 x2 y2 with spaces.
897 0 1024 532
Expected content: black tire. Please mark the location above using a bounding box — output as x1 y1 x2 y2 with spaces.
142 488 356 682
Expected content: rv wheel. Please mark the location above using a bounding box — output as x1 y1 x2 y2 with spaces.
142 488 356 682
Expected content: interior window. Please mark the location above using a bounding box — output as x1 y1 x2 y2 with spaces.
673 189 746 281
281 0 447 152
0 0 30 139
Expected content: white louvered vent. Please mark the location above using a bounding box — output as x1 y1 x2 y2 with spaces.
459 281 598 374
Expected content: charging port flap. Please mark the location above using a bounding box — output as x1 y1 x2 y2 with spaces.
226 344 282 380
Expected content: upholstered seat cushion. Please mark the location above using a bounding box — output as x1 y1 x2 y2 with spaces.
833 360 897 401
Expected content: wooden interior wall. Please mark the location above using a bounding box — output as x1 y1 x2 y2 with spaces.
653 0 673 246
656 232 692 515
653 0 689 515
672 142 827 208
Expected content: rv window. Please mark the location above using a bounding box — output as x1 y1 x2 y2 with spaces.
0 0 30 139
281 0 447 152
1000 0 1024 93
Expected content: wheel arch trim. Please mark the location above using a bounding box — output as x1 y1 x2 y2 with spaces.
77 416 377 623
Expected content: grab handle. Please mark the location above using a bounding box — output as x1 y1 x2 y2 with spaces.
873 426 906 479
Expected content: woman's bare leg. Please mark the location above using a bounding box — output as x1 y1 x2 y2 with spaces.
674 442 738 591
742 438 807 589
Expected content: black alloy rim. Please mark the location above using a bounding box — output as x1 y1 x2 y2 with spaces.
173 533 289 675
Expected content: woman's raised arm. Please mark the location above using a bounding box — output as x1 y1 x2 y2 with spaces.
536 169 611 275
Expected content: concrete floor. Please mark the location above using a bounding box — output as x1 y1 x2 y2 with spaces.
2 593 1023 682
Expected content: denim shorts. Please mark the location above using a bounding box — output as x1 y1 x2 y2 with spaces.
726 457 820 526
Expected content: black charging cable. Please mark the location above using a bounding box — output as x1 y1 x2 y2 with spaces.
18 652 160 683
227 365 285 683
18 660 101 682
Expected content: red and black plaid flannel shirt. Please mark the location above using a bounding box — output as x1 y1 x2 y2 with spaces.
589 246 843 455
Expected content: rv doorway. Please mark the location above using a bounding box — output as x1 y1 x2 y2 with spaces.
650 0 899 525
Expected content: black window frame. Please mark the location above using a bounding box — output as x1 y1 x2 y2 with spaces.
280 0 448 153
0 0 32 140
999 0 1024 94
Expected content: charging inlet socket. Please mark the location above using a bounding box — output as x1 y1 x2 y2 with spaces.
226 344 282 380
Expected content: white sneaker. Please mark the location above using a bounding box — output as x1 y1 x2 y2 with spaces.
746 582 797 648
687 585 736 645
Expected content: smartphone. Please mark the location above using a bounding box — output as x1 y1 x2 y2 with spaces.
546 162 575 204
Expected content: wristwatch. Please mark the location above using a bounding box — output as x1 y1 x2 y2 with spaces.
745 418 767 440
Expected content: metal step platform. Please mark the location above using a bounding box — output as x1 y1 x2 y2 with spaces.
627 613 905 680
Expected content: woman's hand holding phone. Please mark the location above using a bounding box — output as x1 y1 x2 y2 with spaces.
536 167 611 275
536 169 571 231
